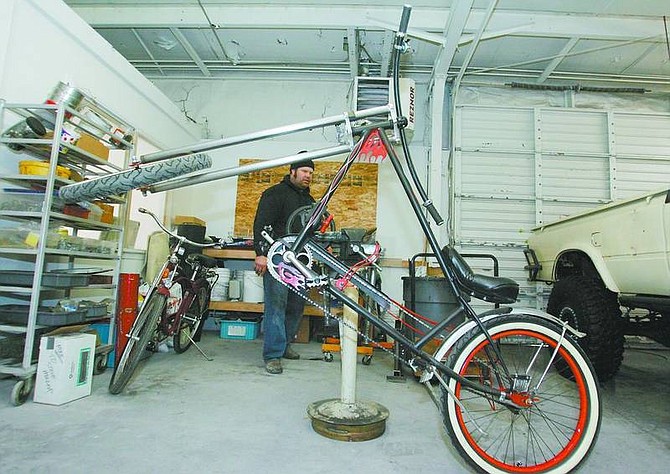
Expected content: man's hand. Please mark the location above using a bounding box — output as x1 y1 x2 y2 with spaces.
255 255 268 276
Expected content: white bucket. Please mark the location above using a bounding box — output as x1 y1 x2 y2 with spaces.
242 270 264 303
211 268 231 301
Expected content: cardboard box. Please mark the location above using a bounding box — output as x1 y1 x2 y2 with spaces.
294 317 310 343
173 215 206 227
76 133 109 160
33 333 96 405
92 201 114 224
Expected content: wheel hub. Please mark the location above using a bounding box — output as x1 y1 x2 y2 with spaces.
508 374 539 407
508 391 540 407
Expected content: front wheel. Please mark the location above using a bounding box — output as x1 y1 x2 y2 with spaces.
173 284 210 353
109 291 164 394
443 314 601 473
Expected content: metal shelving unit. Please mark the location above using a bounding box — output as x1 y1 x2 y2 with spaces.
0 96 135 405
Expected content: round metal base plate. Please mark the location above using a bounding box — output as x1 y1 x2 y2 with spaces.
307 398 390 442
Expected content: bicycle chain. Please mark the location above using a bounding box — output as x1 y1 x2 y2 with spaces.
269 253 437 371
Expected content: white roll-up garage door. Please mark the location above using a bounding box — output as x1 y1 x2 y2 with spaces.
452 104 670 309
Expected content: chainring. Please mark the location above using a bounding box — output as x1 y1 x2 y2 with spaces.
266 235 314 291
265 236 438 378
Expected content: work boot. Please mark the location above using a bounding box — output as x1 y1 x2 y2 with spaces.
283 345 301 360
265 358 283 374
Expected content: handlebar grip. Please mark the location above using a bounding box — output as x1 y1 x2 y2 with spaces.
424 201 444 226
398 5 412 35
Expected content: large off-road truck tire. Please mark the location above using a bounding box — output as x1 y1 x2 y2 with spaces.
547 275 624 382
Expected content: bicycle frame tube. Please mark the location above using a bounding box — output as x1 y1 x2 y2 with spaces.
161 275 199 336
378 129 513 381
299 199 506 400
324 264 505 399
161 250 213 335
140 105 391 164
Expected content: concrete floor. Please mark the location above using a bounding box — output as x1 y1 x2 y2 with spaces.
1 332 669 474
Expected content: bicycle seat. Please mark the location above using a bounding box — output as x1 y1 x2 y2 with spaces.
441 246 519 304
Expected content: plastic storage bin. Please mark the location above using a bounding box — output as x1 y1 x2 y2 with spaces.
0 188 64 212
19 160 71 179
220 319 259 340
90 322 115 368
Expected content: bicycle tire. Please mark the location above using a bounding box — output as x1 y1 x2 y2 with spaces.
59 153 212 203
108 291 165 394
442 314 601 474
173 283 210 353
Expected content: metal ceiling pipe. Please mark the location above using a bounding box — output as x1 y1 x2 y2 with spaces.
459 69 670 86
508 82 649 94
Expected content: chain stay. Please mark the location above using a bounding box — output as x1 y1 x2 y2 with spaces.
266 246 435 370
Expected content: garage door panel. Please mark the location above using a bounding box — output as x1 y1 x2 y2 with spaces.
455 103 670 310
458 198 534 245
542 154 610 200
459 106 533 151
541 201 605 226
541 109 608 154
614 113 670 156
617 158 670 197
460 151 534 198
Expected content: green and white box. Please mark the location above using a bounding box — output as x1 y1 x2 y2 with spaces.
34 333 96 405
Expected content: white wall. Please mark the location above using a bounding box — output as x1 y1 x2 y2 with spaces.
154 78 433 300
0 0 199 150
0 0 203 251
0 0 437 302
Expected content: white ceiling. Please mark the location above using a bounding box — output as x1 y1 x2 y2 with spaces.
63 1 670 89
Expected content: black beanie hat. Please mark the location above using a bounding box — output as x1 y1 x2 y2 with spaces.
290 158 315 171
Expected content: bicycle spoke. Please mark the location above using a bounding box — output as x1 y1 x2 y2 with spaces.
442 315 600 473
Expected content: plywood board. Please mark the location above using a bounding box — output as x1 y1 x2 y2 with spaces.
234 159 378 237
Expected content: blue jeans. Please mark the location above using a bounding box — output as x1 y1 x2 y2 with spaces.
262 272 305 361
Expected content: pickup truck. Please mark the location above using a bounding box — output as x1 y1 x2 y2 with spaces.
524 187 670 381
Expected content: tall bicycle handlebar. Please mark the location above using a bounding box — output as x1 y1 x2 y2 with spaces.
138 207 222 249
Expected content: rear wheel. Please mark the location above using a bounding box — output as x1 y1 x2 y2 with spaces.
109 291 164 394
173 284 210 353
443 314 601 473
547 275 624 382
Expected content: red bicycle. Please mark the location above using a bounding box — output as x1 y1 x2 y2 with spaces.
109 207 219 394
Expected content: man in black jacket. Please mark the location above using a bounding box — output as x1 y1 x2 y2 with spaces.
253 158 315 374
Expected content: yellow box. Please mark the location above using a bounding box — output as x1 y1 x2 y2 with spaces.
76 133 109 160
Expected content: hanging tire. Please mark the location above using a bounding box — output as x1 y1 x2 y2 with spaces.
442 314 601 473
547 275 624 382
109 292 164 394
59 153 212 203
173 284 210 354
